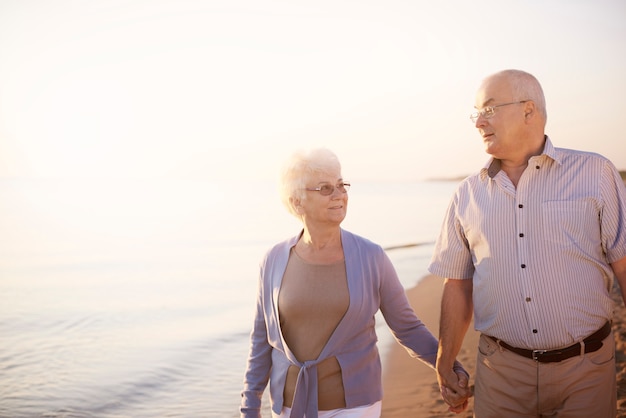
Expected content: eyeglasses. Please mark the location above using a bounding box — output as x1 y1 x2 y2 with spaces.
469 100 529 123
305 181 350 196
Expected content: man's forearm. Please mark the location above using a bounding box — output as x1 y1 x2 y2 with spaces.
437 278 473 371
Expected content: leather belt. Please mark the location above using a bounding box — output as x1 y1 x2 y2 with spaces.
486 321 611 363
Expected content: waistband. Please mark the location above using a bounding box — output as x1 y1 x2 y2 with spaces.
486 321 612 363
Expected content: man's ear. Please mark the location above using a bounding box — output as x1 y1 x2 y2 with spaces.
524 101 536 121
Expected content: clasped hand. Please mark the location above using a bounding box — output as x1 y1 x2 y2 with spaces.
437 369 471 413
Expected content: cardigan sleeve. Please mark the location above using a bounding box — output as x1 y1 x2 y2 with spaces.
377 248 468 377
377 249 439 368
240 264 273 418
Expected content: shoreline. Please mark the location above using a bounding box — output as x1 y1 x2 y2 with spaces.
381 275 478 417
381 274 626 418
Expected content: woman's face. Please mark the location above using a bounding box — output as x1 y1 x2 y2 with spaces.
298 169 348 227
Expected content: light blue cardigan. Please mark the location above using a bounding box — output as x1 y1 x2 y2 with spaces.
240 229 448 418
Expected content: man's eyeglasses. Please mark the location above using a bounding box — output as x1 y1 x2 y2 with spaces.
469 100 529 123
305 181 350 196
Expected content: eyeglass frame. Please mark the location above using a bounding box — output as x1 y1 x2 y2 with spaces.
305 181 350 196
469 100 529 123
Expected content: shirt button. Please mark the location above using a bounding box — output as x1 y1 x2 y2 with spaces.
533 329 538 334
519 233 524 237
521 264 526 268
535 165 540 169
518 204 523 208
526 297 531 302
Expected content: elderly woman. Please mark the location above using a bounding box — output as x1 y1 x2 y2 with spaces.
240 148 467 418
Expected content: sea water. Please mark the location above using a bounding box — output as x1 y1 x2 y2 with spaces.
0 178 459 417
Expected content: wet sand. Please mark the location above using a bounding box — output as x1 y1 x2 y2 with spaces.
382 274 626 417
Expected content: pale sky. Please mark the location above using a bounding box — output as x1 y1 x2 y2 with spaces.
1 0 625 182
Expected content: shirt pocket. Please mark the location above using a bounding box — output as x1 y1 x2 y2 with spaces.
541 200 599 247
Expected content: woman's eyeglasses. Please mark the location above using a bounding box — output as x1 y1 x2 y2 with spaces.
305 182 350 196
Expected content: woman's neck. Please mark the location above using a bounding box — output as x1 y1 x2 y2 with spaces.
296 227 343 264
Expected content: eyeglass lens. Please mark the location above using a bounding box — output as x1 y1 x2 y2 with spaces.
470 107 495 122
318 182 350 195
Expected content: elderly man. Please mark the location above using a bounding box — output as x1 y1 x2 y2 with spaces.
431 69 626 417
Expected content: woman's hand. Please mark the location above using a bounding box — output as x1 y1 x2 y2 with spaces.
438 369 471 413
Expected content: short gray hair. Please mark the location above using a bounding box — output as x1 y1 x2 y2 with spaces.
279 148 341 217
492 69 547 123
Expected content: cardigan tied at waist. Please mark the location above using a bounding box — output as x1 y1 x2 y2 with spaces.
289 359 320 418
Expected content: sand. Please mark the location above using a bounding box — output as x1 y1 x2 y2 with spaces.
381 275 626 418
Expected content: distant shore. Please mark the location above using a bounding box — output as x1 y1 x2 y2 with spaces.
428 169 626 183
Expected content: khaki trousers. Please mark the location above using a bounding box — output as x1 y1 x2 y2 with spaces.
474 332 616 418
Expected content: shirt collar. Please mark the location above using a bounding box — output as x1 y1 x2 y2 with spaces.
480 135 560 180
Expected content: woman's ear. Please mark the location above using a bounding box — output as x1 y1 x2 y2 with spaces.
291 197 304 214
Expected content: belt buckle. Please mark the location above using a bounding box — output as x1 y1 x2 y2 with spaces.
532 350 547 361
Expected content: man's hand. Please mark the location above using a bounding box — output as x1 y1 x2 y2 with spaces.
438 368 471 413
437 278 473 413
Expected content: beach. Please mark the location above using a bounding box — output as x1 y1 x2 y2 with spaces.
1 176 623 417
382 275 626 417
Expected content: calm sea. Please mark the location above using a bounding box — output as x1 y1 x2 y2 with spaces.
0 178 459 418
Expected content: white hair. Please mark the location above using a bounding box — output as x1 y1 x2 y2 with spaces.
279 148 341 218
490 69 548 123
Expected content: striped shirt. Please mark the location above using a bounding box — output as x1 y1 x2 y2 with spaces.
429 136 626 350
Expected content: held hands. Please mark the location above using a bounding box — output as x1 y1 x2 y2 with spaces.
437 369 471 414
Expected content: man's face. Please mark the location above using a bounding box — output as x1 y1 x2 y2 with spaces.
473 76 527 160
